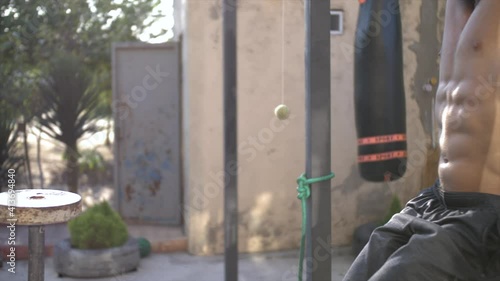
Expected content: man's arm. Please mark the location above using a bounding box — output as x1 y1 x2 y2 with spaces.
439 0 474 83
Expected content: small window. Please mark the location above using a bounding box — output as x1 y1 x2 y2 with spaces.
330 10 344 36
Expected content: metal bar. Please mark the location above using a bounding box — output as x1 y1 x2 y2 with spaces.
223 0 238 280
28 225 45 281
304 0 332 280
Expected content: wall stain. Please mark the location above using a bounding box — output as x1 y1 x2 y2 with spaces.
332 165 364 195
210 5 220 20
125 184 135 202
149 180 161 196
166 148 172 162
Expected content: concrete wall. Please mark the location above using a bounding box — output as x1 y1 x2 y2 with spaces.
182 0 445 255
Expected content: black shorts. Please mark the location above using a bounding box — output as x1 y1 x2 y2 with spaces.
343 181 500 281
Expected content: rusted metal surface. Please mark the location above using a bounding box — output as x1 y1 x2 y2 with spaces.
113 42 181 225
28 225 44 281
0 189 82 225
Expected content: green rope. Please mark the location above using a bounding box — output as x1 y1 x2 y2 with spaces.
296 172 335 281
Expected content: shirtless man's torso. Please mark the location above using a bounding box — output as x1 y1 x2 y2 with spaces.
343 2 500 279
437 0 500 195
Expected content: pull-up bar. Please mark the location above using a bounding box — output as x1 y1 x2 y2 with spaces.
222 0 238 280
304 0 332 280
223 0 332 280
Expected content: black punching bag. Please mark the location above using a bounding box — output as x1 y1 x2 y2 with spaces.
354 0 407 182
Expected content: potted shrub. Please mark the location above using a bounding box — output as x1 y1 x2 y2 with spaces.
53 201 140 278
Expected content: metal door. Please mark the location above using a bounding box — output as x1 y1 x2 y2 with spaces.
112 42 181 225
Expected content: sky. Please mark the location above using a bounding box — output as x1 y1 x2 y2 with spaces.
137 0 175 43
96 0 175 43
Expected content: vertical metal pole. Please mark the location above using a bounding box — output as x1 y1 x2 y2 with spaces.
304 0 332 280
28 225 45 281
223 0 238 280
28 115 45 281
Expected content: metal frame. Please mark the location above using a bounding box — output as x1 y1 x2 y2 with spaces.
222 0 332 280
28 226 45 281
222 1 238 280
305 0 332 280
112 42 181 225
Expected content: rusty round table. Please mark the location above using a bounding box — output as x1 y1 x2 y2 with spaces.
0 189 82 281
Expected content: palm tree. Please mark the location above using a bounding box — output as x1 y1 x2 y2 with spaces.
37 53 99 194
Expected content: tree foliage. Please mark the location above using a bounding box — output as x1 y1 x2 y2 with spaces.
38 54 99 147
36 53 99 193
0 114 23 192
0 0 168 192
1 0 167 115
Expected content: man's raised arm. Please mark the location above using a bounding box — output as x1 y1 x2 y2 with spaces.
439 0 475 83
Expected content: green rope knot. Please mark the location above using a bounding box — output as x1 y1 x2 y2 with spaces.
296 172 335 281
296 174 311 200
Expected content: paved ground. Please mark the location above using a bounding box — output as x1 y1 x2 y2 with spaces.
0 250 355 281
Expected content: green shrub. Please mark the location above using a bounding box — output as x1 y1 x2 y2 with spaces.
68 201 128 250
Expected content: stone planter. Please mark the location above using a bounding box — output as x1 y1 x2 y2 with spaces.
53 238 140 278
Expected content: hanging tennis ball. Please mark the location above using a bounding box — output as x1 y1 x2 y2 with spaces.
274 104 290 120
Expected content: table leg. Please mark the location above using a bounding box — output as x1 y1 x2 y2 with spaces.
28 225 45 281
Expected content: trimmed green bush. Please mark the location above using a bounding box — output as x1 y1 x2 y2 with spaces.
68 201 128 250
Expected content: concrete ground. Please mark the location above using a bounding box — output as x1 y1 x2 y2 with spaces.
0 250 355 281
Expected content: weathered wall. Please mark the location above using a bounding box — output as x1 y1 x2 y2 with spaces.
182 0 443 255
